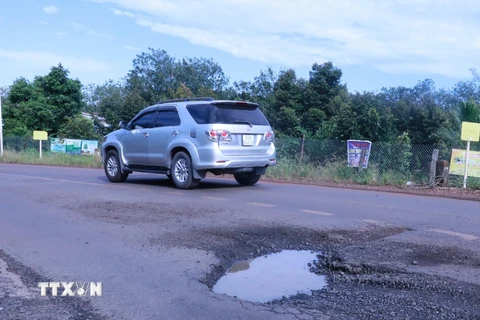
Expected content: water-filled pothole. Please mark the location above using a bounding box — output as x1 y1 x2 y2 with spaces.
213 250 327 303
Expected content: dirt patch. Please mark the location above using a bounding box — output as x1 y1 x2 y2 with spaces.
264 179 480 202
151 223 409 287
0 250 108 320
152 223 480 319
64 199 223 225
210 174 480 202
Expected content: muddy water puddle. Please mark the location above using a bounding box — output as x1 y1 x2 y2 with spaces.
213 250 327 303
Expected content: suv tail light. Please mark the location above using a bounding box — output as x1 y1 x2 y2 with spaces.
206 130 232 142
263 131 274 143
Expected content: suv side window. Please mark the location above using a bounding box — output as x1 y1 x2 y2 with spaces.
155 110 181 127
132 112 156 129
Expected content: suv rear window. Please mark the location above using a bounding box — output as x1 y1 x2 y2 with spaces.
186 103 270 126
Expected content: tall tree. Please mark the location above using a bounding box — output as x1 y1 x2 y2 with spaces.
57 115 100 140
33 64 84 134
125 48 229 105
306 61 346 117
270 69 306 133
175 57 229 96
126 48 177 104
5 77 55 133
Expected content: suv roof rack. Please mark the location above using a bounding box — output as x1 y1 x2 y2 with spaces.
157 97 214 104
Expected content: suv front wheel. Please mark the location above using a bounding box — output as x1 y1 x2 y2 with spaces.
234 172 261 186
171 152 201 189
104 150 129 182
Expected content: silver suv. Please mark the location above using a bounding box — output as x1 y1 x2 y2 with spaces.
101 97 277 189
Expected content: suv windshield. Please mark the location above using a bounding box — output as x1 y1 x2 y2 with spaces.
186 103 270 126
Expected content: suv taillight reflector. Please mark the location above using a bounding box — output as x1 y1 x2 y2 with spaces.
206 130 232 142
263 131 274 143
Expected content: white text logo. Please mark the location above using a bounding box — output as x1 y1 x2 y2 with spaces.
38 282 102 297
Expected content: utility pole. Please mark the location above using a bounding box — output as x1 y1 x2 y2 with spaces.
0 88 3 157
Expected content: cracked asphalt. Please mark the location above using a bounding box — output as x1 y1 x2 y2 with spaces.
0 163 480 320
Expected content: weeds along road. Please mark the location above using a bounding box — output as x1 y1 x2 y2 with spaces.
0 163 480 320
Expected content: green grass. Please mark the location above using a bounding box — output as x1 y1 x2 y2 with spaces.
2 150 478 189
0 150 102 168
444 175 480 190
265 157 411 186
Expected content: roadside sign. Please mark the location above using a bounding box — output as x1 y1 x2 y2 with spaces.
449 149 480 178
33 130 48 141
347 140 372 169
459 122 480 188
33 130 48 158
461 122 480 142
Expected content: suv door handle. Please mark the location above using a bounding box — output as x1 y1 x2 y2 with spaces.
142 133 149 138
171 130 179 136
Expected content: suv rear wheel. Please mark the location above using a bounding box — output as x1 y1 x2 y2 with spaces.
171 152 201 189
104 150 129 182
234 172 261 186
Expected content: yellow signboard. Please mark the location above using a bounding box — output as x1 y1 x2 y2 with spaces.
461 122 480 142
449 149 480 178
33 130 48 141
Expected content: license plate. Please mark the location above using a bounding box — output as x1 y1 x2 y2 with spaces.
242 135 254 146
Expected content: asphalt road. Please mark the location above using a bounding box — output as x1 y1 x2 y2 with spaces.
0 163 479 319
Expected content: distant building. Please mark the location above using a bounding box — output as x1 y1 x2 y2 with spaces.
81 112 110 128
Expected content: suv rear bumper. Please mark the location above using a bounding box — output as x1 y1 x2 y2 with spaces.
195 148 276 171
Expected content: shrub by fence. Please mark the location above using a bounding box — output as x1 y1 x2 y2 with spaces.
274 136 480 185
3 135 479 188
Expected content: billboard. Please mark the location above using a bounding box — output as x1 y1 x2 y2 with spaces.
50 138 99 156
347 140 372 168
449 149 480 178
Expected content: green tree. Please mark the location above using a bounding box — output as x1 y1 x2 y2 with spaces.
57 114 100 140
270 69 306 132
175 57 228 96
4 65 84 136
229 67 278 119
275 106 302 137
33 64 84 133
4 78 55 133
125 48 229 105
306 61 346 117
329 96 358 140
127 48 176 104
454 100 480 125
169 83 194 99
301 108 325 136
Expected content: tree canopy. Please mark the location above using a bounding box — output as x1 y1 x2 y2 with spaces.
1 49 479 147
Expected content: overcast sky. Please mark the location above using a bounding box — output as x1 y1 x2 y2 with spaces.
1 0 479 92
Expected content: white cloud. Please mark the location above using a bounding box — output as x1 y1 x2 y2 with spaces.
72 23 115 39
0 49 112 73
112 9 134 17
43 6 59 14
38 20 48 25
88 0 480 79
57 32 67 36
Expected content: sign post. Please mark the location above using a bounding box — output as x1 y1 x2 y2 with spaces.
460 122 480 188
33 131 48 158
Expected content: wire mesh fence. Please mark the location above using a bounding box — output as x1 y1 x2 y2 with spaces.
275 136 480 185
3 136 50 152
2 135 480 187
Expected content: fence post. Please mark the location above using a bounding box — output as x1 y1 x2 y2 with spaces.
299 134 305 165
429 149 439 185
359 148 367 172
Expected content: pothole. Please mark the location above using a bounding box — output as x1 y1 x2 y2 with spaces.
212 250 327 303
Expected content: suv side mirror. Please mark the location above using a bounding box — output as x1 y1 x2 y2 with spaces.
119 121 129 130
